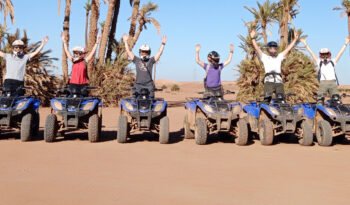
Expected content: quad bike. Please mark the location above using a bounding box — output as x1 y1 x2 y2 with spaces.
314 94 350 146
117 88 169 144
243 94 315 146
183 90 249 145
44 86 102 143
0 86 40 141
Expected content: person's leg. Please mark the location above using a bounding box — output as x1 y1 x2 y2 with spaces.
264 82 274 102
275 83 285 95
317 81 328 103
328 80 339 97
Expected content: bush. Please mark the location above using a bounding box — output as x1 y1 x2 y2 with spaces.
171 84 180 92
161 85 167 90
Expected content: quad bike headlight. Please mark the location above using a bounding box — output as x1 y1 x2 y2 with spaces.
124 101 135 111
15 101 28 110
297 107 304 116
153 103 164 112
82 102 95 111
269 107 280 116
203 104 214 113
326 108 337 117
53 101 63 111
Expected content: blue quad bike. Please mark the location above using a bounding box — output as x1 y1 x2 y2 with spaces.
313 94 350 146
0 86 40 141
183 91 249 145
117 88 169 144
44 86 102 143
243 95 315 146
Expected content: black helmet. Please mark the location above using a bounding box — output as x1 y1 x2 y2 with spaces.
208 51 220 63
267 41 278 48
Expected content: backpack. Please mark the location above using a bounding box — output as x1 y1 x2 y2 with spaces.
318 60 339 85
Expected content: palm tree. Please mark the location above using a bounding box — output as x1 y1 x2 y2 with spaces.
276 0 299 49
106 0 121 62
98 0 118 64
87 0 100 75
245 0 278 44
59 0 72 84
129 0 140 41
84 0 91 48
334 0 350 37
0 0 15 30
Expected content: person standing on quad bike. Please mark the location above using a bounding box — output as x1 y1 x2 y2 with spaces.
195 43 234 98
0 37 49 96
61 33 101 95
122 34 167 98
300 37 350 103
250 29 299 100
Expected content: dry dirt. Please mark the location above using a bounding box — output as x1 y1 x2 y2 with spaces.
0 81 349 205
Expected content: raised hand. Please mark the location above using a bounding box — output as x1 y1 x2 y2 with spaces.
122 34 129 43
299 38 307 45
294 30 300 40
96 35 102 44
61 32 67 43
229 44 234 53
195 44 201 52
42 36 49 44
345 36 350 45
250 29 257 38
162 35 167 44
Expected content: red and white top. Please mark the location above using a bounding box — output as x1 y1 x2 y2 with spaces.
69 60 89 84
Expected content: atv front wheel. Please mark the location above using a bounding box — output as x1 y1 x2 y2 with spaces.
88 114 100 143
235 118 249 146
298 120 313 146
195 117 208 145
117 115 128 143
183 114 194 139
159 116 170 144
21 113 33 142
44 114 57 143
316 120 333 146
259 119 274 146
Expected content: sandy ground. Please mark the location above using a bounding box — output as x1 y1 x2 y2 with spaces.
0 81 350 205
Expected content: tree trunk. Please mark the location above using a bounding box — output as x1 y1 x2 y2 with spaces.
87 0 100 76
98 0 117 65
262 25 268 45
106 0 121 62
62 0 71 84
280 7 290 49
85 10 89 48
130 18 144 50
128 0 140 44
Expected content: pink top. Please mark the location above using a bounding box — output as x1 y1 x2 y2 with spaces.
69 60 89 84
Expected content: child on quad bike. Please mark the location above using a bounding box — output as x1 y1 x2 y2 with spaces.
250 29 299 101
0 37 49 95
195 44 234 98
122 34 167 98
300 37 350 103
61 33 101 96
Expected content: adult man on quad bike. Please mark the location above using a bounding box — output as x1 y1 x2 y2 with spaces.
195 43 234 98
122 34 167 98
0 37 49 94
300 37 350 103
250 29 299 101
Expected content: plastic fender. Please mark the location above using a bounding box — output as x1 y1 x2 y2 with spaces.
196 100 211 115
13 97 33 111
184 100 197 112
243 103 260 119
260 104 275 118
316 104 333 118
301 104 316 120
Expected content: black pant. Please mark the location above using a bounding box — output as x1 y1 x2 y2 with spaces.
204 85 223 98
68 84 89 97
264 82 285 97
3 79 25 96
133 82 155 98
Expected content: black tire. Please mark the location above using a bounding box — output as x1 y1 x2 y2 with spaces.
21 113 33 142
195 117 208 145
32 112 40 137
117 115 128 143
298 120 313 146
44 114 57 143
183 114 194 139
235 118 249 146
159 116 170 144
316 120 333 147
88 114 100 143
259 119 274 146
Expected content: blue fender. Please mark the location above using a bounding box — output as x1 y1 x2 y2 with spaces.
243 102 260 119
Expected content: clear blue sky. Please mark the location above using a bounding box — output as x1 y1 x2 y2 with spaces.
7 0 350 84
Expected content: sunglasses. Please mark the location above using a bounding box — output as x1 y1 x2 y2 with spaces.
73 52 84 55
13 46 24 49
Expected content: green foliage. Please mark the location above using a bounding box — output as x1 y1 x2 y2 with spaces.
170 84 180 92
161 84 167 90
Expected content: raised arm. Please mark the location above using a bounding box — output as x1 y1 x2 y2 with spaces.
281 31 299 57
122 34 135 60
61 33 73 61
250 29 263 58
334 37 350 63
300 38 318 63
223 44 234 67
0 50 5 58
195 44 205 68
85 35 101 62
29 36 49 59
154 35 167 62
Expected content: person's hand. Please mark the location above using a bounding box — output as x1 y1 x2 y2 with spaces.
345 36 350 45
61 32 67 43
250 29 256 38
96 35 101 44
229 44 234 53
122 34 129 42
161 35 167 44
195 44 201 52
299 38 307 45
294 30 300 40
42 36 49 44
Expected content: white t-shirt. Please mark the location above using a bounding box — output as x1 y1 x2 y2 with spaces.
5 53 30 81
260 53 285 83
317 59 337 81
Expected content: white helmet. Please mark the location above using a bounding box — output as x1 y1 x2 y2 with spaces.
12 40 24 47
319 48 331 54
139 44 151 54
72 46 86 53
